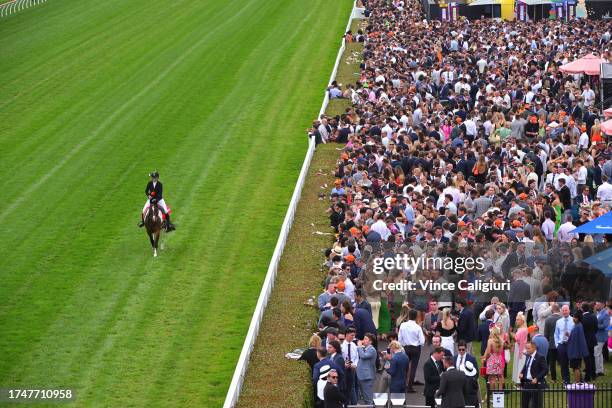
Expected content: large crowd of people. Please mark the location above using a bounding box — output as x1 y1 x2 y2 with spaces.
303 0 612 407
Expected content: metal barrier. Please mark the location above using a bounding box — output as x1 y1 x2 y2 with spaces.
485 381 612 408
347 393 477 408
221 2 365 407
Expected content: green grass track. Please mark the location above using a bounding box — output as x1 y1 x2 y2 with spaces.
0 0 352 406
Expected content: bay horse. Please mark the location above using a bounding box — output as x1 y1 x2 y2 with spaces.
145 199 163 257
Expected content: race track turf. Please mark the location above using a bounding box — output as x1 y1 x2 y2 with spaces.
0 0 352 406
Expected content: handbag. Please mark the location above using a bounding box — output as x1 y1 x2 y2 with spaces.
480 363 487 376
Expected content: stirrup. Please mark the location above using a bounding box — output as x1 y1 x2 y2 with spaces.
138 220 145 227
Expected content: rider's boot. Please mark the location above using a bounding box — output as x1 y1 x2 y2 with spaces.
138 214 145 228
166 213 175 231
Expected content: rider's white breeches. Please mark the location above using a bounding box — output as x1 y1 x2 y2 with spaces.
143 198 168 214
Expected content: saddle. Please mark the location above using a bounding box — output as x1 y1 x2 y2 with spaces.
143 206 164 221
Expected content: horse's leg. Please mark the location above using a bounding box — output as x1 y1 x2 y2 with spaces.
153 231 159 257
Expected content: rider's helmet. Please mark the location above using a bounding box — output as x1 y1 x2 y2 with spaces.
150 170 159 179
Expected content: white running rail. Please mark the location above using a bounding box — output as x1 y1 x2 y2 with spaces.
0 0 47 18
222 2 365 408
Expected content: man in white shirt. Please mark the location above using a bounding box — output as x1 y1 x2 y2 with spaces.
479 297 500 321
582 84 595 107
545 167 561 190
597 175 612 205
398 309 425 392
342 327 359 404
574 160 588 192
371 214 391 241
578 129 590 150
554 305 575 383
477 57 488 74
557 216 578 242
463 115 477 139
541 211 555 241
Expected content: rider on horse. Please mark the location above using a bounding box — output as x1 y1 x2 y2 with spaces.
138 171 175 231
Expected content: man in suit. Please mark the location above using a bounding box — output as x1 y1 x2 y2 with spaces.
501 243 527 279
424 347 445 408
544 303 562 381
519 341 548 408
323 369 347 408
327 340 345 392
436 355 468 408
455 299 476 354
507 269 531 327
473 188 493 218
477 309 494 356
570 100 583 121
454 340 478 374
554 304 575 384
595 302 610 376
581 303 598 382
313 348 343 387
385 341 409 394
355 289 372 316
575 186 593 206
557 178 572 213
423 299 443 342
356 333 377 405
431 335 453 358
313 349 344 407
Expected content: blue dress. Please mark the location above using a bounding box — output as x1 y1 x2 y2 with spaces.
567 323 589 360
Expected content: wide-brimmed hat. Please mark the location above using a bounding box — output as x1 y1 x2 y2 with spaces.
464 361 477 377
318 364 332 380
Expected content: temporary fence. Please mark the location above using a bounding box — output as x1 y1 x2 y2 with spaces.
485 381 612 408
221 2 365 407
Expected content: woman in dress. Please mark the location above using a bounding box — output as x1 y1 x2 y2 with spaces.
495 303 511 334
299 334 322 374
439 307 456 356
511 312 529 384
568 310 590 383
551 192 563 234
482 325 505 390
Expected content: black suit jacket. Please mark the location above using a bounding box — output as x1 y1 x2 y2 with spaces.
424 358 443 398
582 312 598 349
571 105 583 120
437 368 468 408
521 353 548 385
323 382 346 408
453 352 478 371
457 308 476 342
558 185 572 210
145 181 164 200
502 252 526 278
477 320 492 355
575 194 593 206
330 354 346 390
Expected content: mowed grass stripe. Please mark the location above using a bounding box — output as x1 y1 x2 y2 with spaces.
0 0 353 406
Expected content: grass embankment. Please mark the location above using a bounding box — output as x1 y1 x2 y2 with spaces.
236 19 364 408
0 0 353 406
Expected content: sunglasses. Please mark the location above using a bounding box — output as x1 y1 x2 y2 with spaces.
458 348 466 352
